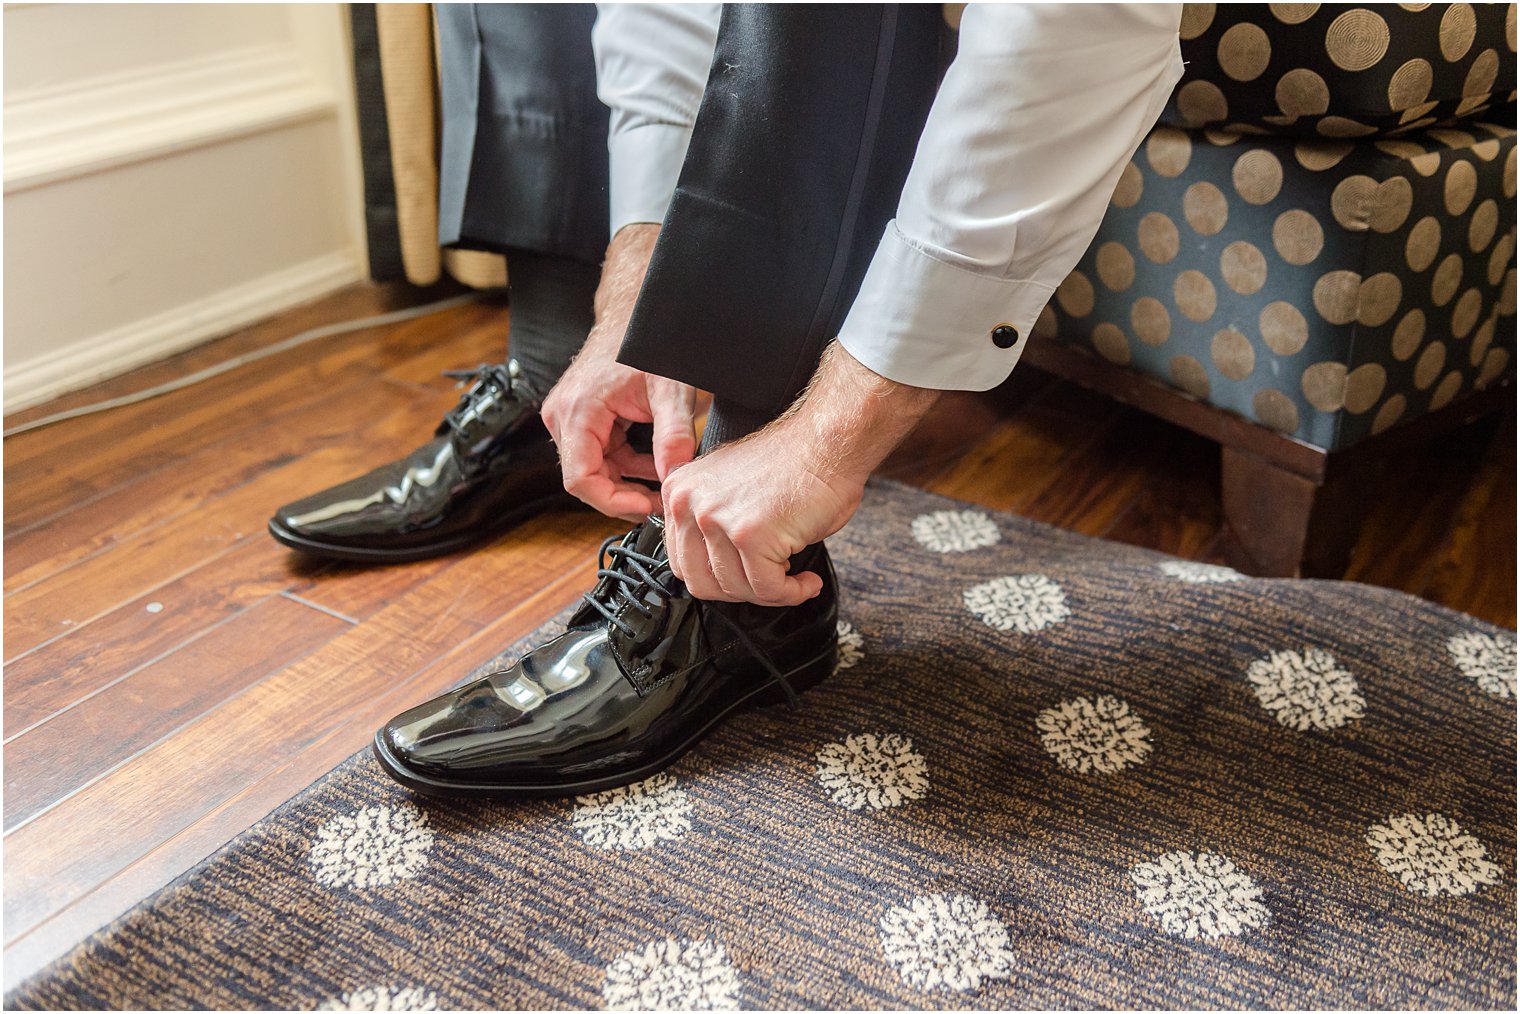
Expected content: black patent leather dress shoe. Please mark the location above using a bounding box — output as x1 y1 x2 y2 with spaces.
269 361 572 563
373 519 838 798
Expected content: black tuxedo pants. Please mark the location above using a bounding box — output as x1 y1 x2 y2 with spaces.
438 3 943 440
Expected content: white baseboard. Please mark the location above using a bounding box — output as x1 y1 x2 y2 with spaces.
3 250 366 411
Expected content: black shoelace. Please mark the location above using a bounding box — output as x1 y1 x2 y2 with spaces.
439 362 518 442
582 533 802 708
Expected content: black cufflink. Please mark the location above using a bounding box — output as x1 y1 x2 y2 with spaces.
990 323 1019 349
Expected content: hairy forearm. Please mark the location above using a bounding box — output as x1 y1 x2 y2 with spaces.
589 223 661 344
772 340 942 483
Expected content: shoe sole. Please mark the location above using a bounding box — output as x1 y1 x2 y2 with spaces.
370 643 837 800
267 492 577 565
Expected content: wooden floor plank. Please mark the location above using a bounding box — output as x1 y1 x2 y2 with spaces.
4 595 350 830
1421 415 1517 628
4 539 305 734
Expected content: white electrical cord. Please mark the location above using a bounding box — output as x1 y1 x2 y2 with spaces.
3 292 490 439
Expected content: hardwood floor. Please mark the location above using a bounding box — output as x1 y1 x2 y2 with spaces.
4 282 1513 989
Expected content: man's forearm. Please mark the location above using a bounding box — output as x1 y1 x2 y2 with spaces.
770 340 942 485
587 223 661 348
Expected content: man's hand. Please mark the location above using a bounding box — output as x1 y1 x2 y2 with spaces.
541 225 699 521
661 342 941 606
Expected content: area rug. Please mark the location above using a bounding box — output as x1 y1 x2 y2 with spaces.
8 480 1516 1010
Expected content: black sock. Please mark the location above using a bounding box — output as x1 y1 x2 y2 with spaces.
698 398 775 455
504 250 599 397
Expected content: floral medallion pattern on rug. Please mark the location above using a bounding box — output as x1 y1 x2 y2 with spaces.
1245 647 1366 731
835 620 864 671
815 732 929 810
1365 812 1503 898
879 893 1015 992
1158 560 1245 583
911 510 1002 553
963 574 1071 633
572 773 693 852
316 985 439 1011
1037 695 1153 774
308 804 434 890
1130 850 1270 940
602 938 741 1011
1446 631 1517 699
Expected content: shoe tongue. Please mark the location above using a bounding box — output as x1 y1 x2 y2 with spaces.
630 516 669 564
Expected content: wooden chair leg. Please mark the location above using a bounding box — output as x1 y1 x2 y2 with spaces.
1220 446 1371 578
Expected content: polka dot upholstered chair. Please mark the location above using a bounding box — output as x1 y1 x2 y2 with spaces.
1026 3 1517 578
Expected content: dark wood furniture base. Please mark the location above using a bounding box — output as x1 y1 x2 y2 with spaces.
1020 337 1514 578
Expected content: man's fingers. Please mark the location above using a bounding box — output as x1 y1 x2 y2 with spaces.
607 442 660 482
649 381 697 481
770 570 824 607
668 511 720 601
696 520 755 602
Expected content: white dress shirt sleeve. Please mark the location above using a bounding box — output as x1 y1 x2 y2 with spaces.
836 4 1186 391
592 4 722 237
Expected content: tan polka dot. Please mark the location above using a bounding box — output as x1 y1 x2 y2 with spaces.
1477 348 1511 389
1470 199 1499 251
1301 361 1348 412
1399 3 1431 10
1276 68 1331 116
1175 270 1218 322
1096 242 1136 291
1471 312 1496 365
1488 233 1514 285
1272 210 1324 265
1318 117 1379 139
1221 241 1269 295
1408 150 1443 177
1393 116 1439 135
1371 177 1414 233
1472 137 1502 161
1253 389 1300 434
1445 160 1478 215
1261 301 1309 355
1400 100 1441 125
1146 128 1192 178
1032 302 1059 340
1500 268 1517 315
1374 139 1428 161
1414 341 1447 389
1170 355 1212 399
1465 48 1500 95
1204 129 1243 147
1509 2 1517 52
1371 393 1407 434
1456 95 1493 118
1177 80 1229 127
1138 212 1181 264
1428 128 1477 150
1441 4 1477 61
1504 146 1516 198
1212 329 1257 380
1387 58 1434 110
1270 3 1320 24
1131 297 1172 347
1392 308 1427 360
1112 162 1144 208
1451 287 1484 337
1092 322 1132 365
1218 22 1272 80
1184 182 1229 236
1330 175 1377 230
1294 140 1354 171
1432 253 1464 305
1325 8 1390 70
1180 3 1216 40
1345 363 1388 414
1226 123 1272 137
1057 271 1096 317
1406 216 1442 272
1429 370 1464 410
1263 114 1299 127
1313 270 1362 324
1233 149 1283 204
1358 273 1402 327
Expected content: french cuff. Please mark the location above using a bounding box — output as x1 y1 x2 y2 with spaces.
835 223 1057 392
607 121 694 237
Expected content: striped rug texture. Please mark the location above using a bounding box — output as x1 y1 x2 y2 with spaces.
9 480 1516 1010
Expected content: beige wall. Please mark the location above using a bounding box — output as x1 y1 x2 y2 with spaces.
3 3 367 409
